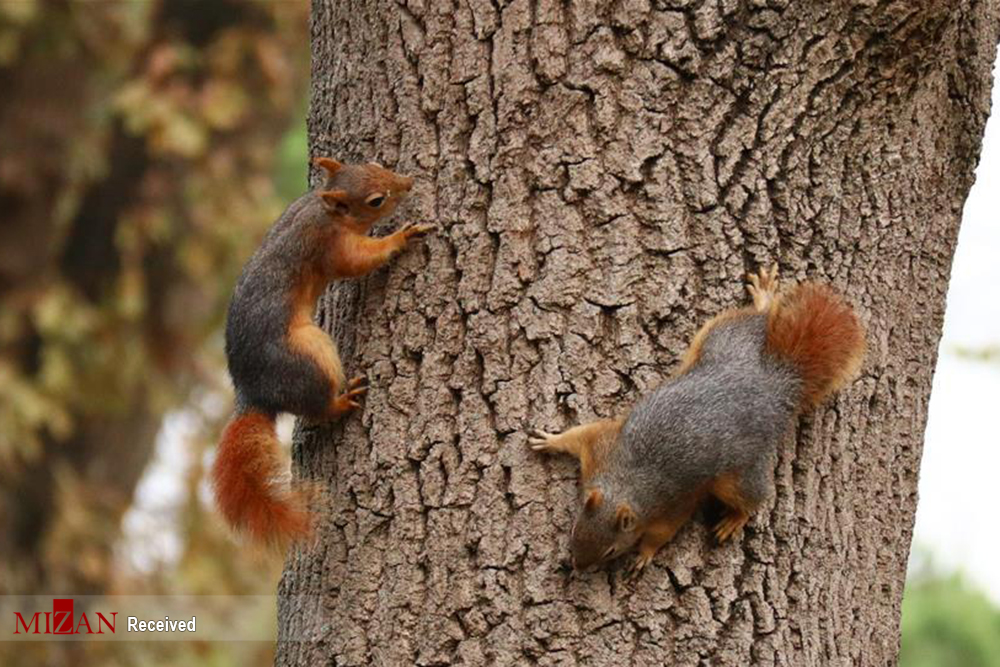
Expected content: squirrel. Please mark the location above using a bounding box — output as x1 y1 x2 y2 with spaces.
528 267 865 574
212 157 434 546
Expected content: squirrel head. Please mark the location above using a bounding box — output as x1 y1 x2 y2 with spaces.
569 487 642 570
313 157 414 230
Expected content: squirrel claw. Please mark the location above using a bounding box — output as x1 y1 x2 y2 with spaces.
747 265 779 312
714 513 748 543
346 376 367 390
330 382 368 416
626 553 652 580
330 393 363 416
402 222 436 239
526 429 558 451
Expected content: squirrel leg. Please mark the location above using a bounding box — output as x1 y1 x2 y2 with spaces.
676 266 779 377
710 471 764 543
287 323 368 418
288 322 348 390
746 265 779 312
527 419 622 482
332 225 434 278
526 424 593 457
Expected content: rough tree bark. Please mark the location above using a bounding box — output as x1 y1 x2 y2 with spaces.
278 1 999 665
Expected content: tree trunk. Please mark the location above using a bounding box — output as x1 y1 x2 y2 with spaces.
278 1 999 664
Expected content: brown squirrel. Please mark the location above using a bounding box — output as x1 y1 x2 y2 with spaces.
213 157 433 546
528 267 865 574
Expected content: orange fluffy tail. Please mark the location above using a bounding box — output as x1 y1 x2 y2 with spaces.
766 283 865 408
211 411 312 547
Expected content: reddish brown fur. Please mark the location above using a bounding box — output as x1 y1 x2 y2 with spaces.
584 488 604 510
766 283 865 408
211 412 312 547
632 489 707 571
576 419 623 482
615 504 637 530
286 264 347 394
710 472 754 512
527 419 623 484
710 471 756 542
329 231 410 278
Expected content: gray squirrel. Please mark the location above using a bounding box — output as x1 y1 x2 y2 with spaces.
528 267 865 573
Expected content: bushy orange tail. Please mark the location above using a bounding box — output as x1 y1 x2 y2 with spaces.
766 283 865 408
211 412 312 547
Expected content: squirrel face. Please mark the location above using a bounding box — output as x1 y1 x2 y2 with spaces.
314 157 414 231
569 487 641 570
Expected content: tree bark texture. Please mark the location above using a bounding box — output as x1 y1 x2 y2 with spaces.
278 1 999 665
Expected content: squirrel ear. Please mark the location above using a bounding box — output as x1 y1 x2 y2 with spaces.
313 157 342 175
616 504 637 532
584 488 604 512
320 189 350 215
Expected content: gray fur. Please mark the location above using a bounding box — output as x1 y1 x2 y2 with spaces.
598 313 801 519
226 191 332 417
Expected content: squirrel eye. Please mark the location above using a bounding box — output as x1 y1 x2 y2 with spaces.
365 193 386 208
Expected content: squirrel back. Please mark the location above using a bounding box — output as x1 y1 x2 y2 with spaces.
604 313 801 518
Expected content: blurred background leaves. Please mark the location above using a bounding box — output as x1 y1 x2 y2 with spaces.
902 551 1000 667
0 0 308 664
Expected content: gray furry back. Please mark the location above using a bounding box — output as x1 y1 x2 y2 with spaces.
608 314 801 512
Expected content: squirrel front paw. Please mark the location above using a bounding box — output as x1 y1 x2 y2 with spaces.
626 551 653 581
401 222 436 241
526 429 561 453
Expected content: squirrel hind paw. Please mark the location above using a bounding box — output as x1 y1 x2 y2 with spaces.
329 385 367 416
746 265 780 312
713 512 749 543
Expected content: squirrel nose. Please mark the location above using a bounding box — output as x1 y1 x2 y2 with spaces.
399 176 414 192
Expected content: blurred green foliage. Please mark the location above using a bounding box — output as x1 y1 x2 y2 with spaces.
953 345 1000 363
901 554 1000 667
274 100 310 202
